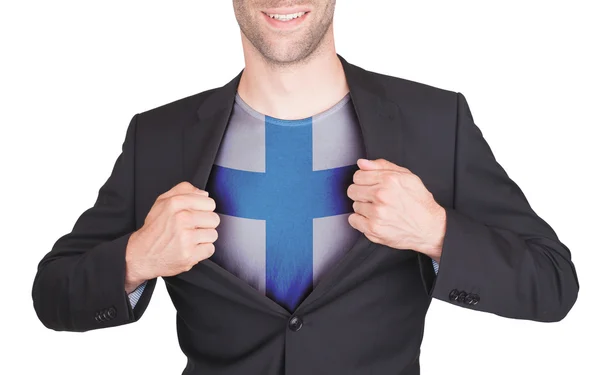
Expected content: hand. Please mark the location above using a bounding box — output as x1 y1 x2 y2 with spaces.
347 158 446 262
125 181 220 292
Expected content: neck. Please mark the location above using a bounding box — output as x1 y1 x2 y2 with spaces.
236 30 349 120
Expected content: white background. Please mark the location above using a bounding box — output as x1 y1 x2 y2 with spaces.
2 1 598 374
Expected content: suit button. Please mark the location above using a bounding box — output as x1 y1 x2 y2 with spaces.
448 289 460 301
457 291 467 303
471 294 480 305
107 307 116 319
94 315 101 322
288 316 303 332
465 293 474 305
102 311 109 320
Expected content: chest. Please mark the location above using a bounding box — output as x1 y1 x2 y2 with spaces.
203 100 367 311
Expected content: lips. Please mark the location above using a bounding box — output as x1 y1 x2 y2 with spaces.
265 11 306 21
261 10 310 29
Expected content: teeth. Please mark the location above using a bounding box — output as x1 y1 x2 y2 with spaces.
266 11 306 21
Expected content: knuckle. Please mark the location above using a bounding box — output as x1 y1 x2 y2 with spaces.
373 204 386 218
174 209 191 226
179 229 193 244
372 223 385 237
366 221 378 236
382 173 396 185
185 246 197 262
168 194 186 210
403 173 420 186
373 188 388 202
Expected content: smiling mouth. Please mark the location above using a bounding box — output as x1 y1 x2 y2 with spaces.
262 11 309 21
260 10 309 32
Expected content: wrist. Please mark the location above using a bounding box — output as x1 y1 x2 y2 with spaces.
125 231 149 294
420 206 446 262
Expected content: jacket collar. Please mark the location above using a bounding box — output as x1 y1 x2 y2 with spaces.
186 53 403 191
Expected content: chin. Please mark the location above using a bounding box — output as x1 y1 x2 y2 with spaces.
262 43 314 65
265 53 309 65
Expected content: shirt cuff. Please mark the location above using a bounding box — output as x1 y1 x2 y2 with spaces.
127 281 147 309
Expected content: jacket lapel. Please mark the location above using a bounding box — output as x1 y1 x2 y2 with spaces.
181 54 405 315
295 55 406 311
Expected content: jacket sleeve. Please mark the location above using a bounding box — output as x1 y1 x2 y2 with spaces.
31 114 157 332
418 92 579 322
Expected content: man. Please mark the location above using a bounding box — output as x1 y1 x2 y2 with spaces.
31 1 579 374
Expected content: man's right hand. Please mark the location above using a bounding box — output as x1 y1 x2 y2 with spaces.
124 181 220 293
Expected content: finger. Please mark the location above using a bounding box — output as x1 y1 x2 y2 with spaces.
192 242 216 262
347 183 376 203
175 209 221 229
159 181 209 201
166 193 217 213
352 201 375 219
188 227 219 244
353 169 383 186
348 212 369 233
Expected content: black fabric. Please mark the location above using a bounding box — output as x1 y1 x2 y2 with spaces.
32 54 579 374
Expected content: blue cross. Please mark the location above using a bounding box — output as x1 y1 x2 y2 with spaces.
206 116 357 312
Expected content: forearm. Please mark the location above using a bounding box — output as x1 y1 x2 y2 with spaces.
31 114 156 331
431 208 578 322
32 232 136 331
419 92 579 322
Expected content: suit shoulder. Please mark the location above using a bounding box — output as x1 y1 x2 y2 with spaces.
135 86 219 125
360 65 458 105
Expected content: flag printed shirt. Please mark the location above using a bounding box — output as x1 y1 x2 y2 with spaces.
205 92 367 312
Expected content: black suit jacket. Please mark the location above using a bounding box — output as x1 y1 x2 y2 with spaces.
32 54 579 375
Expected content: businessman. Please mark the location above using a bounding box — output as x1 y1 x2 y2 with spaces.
32 1 579 374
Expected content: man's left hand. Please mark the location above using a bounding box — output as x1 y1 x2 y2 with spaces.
347 158 446 262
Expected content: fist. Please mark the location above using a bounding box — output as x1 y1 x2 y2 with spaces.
125 181 220 289
347 158 446 260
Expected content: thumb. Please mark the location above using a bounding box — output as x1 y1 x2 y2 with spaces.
357 158 377 169
357 158 408 172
